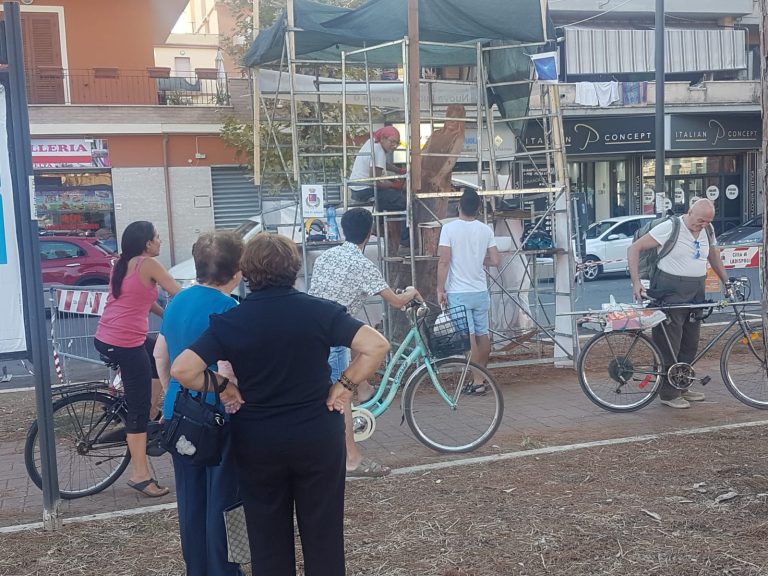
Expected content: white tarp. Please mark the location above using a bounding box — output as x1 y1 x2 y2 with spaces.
258 69 476 109
0 86 26 355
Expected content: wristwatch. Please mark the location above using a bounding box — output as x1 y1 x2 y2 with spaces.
217 376 230 394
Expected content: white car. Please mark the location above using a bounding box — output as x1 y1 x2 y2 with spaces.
168 216 263 291
579 215 656 281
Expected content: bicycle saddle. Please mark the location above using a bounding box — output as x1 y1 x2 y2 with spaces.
99 354 120 370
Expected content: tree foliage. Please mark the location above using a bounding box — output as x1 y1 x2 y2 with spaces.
219 0 382 191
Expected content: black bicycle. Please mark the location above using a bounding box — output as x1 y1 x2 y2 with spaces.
577 277 766 412
25 376 164 499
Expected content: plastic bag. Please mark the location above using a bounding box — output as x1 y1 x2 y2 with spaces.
600 295 667 332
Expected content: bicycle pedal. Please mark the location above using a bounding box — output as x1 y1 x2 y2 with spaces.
699 376 711 386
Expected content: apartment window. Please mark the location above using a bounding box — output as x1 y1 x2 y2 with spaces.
174 57 192 79
0 11 64 104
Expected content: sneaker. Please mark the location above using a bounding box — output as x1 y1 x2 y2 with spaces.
659 397 690 409
462 382 488 396
681 390 706 402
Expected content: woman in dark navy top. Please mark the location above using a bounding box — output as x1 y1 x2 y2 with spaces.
171 233 389 576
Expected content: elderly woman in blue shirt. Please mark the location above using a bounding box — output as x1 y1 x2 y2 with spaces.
153 231 245 576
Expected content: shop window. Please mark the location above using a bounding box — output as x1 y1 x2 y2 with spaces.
34 172 115 237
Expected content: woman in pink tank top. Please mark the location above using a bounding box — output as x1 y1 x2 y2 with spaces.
94 221 181 497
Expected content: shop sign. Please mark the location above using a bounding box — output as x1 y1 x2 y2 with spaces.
0 90 26 355
669 115 761 151
725 184 739 200
706 185 719 200
523 116 655 155
674 187 684 204
31 138 110 169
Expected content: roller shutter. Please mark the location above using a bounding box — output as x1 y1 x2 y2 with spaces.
211 167 262 230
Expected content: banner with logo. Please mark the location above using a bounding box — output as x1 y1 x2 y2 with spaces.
0 88 27 355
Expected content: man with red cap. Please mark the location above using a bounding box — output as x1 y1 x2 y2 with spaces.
348 126 409 251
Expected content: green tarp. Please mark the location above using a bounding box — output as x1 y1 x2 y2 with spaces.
244 0 550 67
245 0 554 135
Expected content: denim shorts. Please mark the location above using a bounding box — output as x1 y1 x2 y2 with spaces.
328 345 351 383
447 291 490 336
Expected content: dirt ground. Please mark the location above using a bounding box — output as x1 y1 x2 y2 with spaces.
3 426 768 576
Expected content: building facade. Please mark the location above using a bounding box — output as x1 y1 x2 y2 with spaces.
525 0 762 233
10 0 254 267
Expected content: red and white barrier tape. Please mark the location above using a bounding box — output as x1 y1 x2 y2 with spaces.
49 302 64 385
55 288 107 316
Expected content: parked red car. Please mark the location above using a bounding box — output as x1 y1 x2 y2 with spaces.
39 236 115 287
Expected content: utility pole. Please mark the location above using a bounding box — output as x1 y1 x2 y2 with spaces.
1 1 60 529
654 0 665 208
761 0 768 329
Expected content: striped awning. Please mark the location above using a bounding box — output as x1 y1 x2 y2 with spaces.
565 28 747 75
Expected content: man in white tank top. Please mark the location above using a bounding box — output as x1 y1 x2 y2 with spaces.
628 198 730 409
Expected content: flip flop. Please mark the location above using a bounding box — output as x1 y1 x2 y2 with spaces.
347 457 391 478
127 478 169 498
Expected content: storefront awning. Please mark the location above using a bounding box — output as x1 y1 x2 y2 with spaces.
565 28 747 76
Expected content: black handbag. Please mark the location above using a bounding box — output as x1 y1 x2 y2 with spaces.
161 369 227 467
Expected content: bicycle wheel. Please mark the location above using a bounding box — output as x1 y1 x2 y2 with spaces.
403 358 503 453
25 392 131 499
721 323 768 409
578 331 662 412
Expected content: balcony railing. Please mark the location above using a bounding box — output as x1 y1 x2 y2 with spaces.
26 67 233 107
529 80 760 110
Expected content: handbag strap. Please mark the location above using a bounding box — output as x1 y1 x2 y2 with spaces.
180 368 222 405
203 368 222 403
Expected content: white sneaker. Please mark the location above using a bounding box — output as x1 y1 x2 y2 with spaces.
660 397 690 409
681 390 706 402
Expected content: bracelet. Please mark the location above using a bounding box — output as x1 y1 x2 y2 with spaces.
217 376 230 394
338 373 357 393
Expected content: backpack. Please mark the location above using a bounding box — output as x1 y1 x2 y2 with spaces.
633 216 714 281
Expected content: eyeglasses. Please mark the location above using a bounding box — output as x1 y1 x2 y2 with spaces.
692 239 701 260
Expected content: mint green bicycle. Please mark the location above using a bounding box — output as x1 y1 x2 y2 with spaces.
352 302 504 453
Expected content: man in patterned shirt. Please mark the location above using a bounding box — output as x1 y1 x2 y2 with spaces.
310 208 421 477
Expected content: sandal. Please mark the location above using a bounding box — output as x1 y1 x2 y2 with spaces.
347 457 391 478
127 478 170 498
462 382 488 396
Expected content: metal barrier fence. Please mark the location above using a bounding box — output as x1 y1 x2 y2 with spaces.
48 285 163 384
49 285 111 384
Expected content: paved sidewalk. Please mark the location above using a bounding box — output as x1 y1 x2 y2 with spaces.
3 357 767 528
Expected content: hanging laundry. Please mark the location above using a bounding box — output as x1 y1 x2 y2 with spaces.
621 81 648 105
575 82 598 106
594 81 619 107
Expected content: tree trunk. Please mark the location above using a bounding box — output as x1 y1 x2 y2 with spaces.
386 105 467 339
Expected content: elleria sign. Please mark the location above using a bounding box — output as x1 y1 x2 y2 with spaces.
0 87 26 355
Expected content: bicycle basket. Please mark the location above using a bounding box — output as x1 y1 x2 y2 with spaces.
423 305 471 358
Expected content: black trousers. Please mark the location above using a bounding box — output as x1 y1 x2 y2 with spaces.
351 187 410 245
650 270 706 400
231 410 346 576
94 336 157 433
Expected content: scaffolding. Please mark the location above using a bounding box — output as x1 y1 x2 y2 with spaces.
252 3 578 367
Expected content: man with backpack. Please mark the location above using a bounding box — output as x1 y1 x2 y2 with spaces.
627 198 730 409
